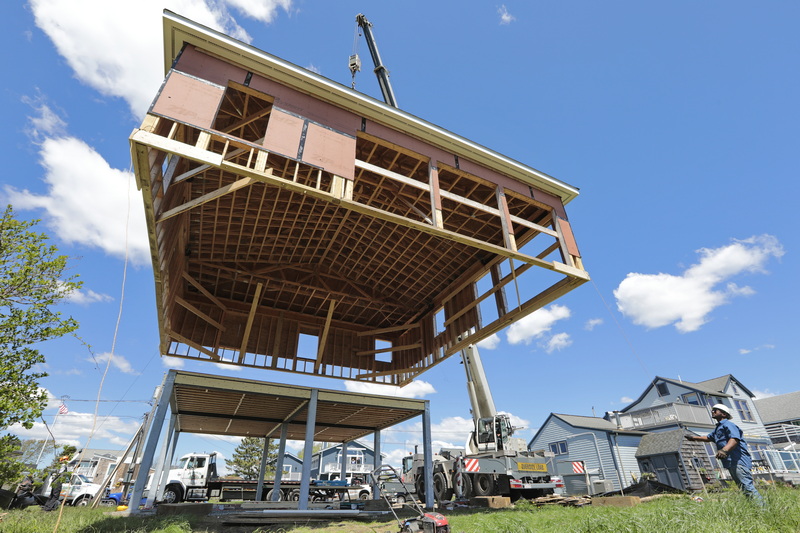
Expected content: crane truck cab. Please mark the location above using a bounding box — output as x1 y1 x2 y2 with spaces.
162 452 219 503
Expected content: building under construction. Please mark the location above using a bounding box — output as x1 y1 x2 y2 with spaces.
131 11 589 386
126 10 590 513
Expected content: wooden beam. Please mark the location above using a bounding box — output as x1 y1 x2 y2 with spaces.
168 331 221 361
157 177 257 222
182 272 228 311
175 296 226 331
495 186 518 252
355 342 421 356
314 300 336 373
131 128 222 167
357 323 420 337
238 282 264 364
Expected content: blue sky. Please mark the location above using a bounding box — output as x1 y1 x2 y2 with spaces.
3 1 798 471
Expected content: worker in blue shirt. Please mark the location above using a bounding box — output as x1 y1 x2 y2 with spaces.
685 403 764 505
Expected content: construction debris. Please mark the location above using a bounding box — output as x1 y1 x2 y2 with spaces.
530 494 592 507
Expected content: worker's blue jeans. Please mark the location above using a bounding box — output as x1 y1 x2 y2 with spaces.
728 462 764 506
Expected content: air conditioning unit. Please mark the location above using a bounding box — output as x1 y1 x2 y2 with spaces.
591 479 614 495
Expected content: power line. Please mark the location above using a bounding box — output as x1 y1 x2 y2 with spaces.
54 399 151 403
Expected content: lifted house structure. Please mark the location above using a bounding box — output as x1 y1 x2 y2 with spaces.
128 10 589 511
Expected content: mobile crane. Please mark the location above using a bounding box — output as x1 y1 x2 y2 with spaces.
348 14 554 503
404 344 556 502
349 13 398 108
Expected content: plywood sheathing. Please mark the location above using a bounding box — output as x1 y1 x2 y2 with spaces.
131 11 590 386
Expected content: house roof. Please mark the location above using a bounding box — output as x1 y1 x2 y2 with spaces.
695 374 756 398
635 429 686 457
620 375 741 413
754 390 800 425
553 414 623 432
529 413 646 446
73 449 123 461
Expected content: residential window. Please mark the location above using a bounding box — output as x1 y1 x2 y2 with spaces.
705 396 724 408
549 441 568 455
751 444 768 462
682 393 701 405
734 400 754 422
656 382 670 397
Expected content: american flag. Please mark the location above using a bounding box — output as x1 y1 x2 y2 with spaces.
58 403 68 415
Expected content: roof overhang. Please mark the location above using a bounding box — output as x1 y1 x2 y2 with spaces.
168 370 427 443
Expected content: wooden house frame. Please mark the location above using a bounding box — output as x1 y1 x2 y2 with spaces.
129 10 590 385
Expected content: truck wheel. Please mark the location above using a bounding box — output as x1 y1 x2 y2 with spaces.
358 491 370 500
415 474 425 499
288 489 300 501
395 494 406 505
460 473 473 499
473 474 493 496
73 495 91 506
265 488 283 501
162 484 183 504
433 472 453 502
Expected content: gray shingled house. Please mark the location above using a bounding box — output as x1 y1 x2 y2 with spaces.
528 413 646 495
754 390 800 448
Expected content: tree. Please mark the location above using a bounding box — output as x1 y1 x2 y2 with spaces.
0 205 81 486
17 438 57 468
228 437 279 480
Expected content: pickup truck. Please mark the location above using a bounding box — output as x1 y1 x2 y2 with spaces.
57 474 117 506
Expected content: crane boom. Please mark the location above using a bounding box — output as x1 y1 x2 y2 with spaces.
461 344 497 421
354 13 398 108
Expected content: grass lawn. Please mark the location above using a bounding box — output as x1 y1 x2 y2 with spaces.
1 486 797 533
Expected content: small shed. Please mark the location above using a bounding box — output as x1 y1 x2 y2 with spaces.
635 429 713 491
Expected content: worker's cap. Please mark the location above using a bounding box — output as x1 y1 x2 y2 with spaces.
711 404 732 418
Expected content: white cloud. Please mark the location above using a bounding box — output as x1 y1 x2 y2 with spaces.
215 362 243 372
545 332 572 353
477 334 501 350
585 318 603 331
9 407 143 449
614 235 783 333
5 104 151 266
431 416 474 444
498 5 515 25
162 356 186 369
29 0 291 118
507 304 571 345
225 0 293 24
22 94 66 140
91 352 138 375
739 344 775 356
752 389 777 399
65 287 114 305
343 380 436 399
381 447 415 466
620 396 634 403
